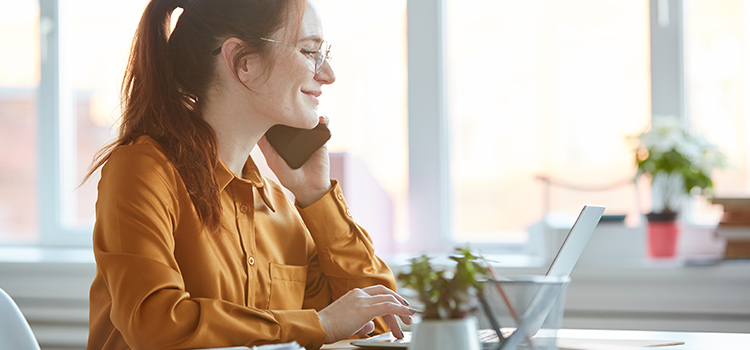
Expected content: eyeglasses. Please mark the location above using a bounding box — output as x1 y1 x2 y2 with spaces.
212 37 332 74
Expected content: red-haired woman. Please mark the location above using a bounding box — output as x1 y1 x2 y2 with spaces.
85 0 414 349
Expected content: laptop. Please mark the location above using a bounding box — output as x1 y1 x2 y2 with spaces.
351 205 606 349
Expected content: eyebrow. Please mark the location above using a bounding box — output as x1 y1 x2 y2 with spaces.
299 35 323 44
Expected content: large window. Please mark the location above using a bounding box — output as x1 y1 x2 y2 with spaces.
445 0 651 243
0 1 40 243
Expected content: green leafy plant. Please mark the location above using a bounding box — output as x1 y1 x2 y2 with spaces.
397 247 489 320
633 118 726 214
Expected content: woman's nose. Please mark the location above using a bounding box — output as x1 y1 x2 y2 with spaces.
315 60 336 84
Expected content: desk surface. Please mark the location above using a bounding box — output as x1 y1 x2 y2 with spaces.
322 329 750 350
556 329 750 350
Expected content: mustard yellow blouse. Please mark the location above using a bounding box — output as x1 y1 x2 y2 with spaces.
88 136 396 350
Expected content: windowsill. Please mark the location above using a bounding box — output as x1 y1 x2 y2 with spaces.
0 246 94 264
1 246 748 335
1 243 748 285
0 243 740 269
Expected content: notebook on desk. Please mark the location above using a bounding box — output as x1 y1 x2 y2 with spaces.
351 205 606 349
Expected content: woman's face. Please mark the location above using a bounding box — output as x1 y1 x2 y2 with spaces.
250 1 335 129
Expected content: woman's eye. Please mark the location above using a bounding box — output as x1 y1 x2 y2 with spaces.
301 49 317 57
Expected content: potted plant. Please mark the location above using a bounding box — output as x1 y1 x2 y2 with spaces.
633 117 726 257
397 247 489 350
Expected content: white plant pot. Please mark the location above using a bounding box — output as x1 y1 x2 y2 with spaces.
408 317 481 350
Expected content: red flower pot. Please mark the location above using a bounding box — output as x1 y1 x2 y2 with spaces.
646 212 679 258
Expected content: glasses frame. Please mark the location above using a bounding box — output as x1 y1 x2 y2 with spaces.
211 37 332 74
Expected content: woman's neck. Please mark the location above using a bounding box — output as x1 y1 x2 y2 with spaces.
202 93 270 177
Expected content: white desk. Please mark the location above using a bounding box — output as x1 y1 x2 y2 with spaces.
322 329 750 350
556 329 750 350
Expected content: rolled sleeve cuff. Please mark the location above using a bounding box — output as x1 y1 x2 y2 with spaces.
296 180 354 247
271 309 326 350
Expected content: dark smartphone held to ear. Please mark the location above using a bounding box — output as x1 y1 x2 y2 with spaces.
265 123 331 169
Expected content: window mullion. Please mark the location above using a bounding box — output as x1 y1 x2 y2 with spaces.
38 0 62 246
407 0 453 251
39 0 82 246
650 0 685 122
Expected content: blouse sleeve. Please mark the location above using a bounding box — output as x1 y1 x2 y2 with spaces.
296 181 398 335
92 145 326 350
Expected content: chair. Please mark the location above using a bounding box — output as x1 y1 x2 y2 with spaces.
0 288 41 350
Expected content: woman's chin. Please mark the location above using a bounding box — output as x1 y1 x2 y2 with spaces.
300 113 321 128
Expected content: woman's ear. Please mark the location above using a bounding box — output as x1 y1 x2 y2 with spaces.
218 38 261 84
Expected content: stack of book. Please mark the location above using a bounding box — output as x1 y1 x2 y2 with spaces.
712 197 750 259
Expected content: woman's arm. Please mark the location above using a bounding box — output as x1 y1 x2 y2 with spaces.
295 182 414 342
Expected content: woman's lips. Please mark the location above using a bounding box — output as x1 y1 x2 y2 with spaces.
302 90 321 104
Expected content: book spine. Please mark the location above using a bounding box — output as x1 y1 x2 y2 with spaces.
711 198 750 212
724 240 750 259
720 211 750 225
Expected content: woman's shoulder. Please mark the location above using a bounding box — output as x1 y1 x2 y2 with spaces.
107 135 170 167
102 135 180 186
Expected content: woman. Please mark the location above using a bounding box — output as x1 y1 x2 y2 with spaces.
85 0 414 349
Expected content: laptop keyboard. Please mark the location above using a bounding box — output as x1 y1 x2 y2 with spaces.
479 329 513 343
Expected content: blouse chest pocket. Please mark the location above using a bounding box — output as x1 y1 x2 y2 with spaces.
268 263 308 310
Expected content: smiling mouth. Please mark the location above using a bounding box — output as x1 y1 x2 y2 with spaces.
302 90 321 104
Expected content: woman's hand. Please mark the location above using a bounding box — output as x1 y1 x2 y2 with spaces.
258 116 332 207
317 285 416 344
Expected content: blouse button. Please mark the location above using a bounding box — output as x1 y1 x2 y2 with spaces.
337 192 344 201
346 209 352 217
240 204 249 213
248 257 255 266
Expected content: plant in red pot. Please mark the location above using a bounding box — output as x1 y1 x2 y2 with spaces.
634 117 726 257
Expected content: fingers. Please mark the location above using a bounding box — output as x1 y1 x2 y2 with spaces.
367 301 417 318
360 291 415 330
257 135 281 162
319 115 330 126
382 314 405 339
366 294 410 308
318 286 416 344
357 286 416 326
360 285 410 306
398 314 414 326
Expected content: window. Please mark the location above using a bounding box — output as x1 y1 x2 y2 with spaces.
684 0 749 224
0 1 40 243
0 1 147 245
444 0 651 244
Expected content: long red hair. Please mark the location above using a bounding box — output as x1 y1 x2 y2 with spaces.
85 0 304 232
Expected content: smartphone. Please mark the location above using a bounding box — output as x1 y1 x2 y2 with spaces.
265 123 331 169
